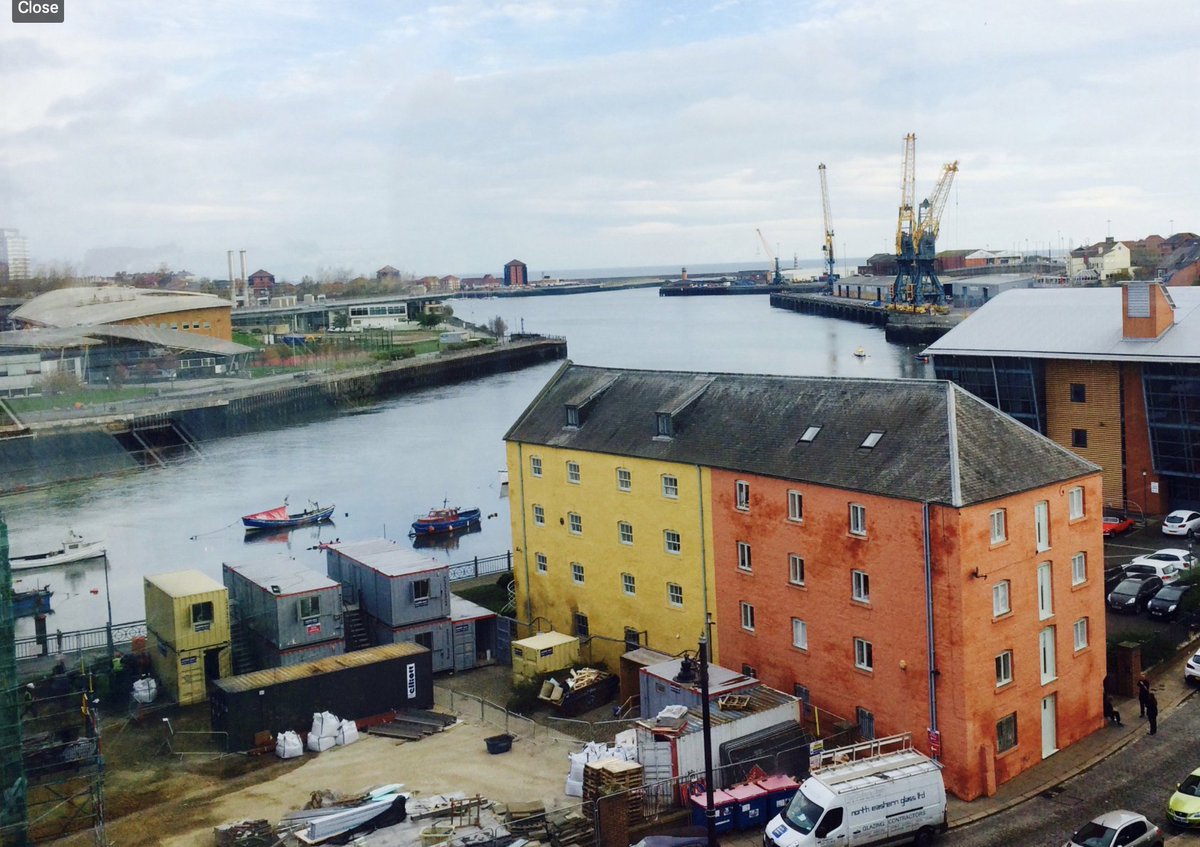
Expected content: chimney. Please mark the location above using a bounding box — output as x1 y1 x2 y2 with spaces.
226 251 236 306
239 250 247 305
1122 282 1176 340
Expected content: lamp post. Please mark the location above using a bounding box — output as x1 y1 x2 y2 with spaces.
698 630 717 847
103 553 114 665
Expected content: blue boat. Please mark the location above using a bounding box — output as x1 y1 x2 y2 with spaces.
12 586 53 618
410 504 481 536
242 501 335 530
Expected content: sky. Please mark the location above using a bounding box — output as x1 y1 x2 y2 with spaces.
1 0 1197 281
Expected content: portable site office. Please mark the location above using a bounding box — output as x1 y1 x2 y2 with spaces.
511 631 580 681
144 570 232 706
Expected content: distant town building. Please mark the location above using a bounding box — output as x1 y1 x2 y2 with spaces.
504 259 528 287
461 274 498 290
248 269 276 301
0 229 30 282
377 265 402 282
1067 237 1131 282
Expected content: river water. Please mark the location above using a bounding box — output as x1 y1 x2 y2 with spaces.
2 287 931 635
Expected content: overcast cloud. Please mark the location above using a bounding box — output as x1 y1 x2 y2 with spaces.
1 0 1196 280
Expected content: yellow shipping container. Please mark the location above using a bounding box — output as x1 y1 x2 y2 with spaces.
144 570 232 706
511 631 579 682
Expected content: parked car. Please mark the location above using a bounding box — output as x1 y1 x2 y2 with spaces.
1147 583 1192 621
1123 562 1180 585
1104 514 1136 537
1108 576 1165 613
1063 810 1163 847
1186 648 1200 684
1105 565 1131 594
1163 509 1200 538
1168 767 1200 828
1130 548 1198 571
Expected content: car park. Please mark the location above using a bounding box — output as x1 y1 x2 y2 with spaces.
1062 810 1163 847
1130 549 1198 571
1108 576 1164 613
1163 509 1200 538
1105 565 1130 593
1168 767 1200 828
1104 514 1136 536
1122 563 1179 585
1147 583 1192 621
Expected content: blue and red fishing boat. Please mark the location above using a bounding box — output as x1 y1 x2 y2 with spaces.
242 500 335 530
410 503 481 536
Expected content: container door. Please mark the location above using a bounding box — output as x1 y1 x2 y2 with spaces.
496 616 515 666
453 622 474 671
1041 694 1057 758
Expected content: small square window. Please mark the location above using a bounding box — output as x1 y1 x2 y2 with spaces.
535 553 547 573
788 490 803 522
993 580 1011 616
668 582 683 607
737 541 752 572
854 638 873 671
1069 383 1086 403
1074 618 1088 651
624 627 641 650
622 572 636 595
995 650 1013 687
1068 486 1084 520
849 503 867 536
411 578 431 604
788 554 805 586
565 405 580 428
861 431 884 449
799 425 821 443
567 461 581 484
664 529 681 554
1072 551 1086 585
735 480 750 511
574 612 589 637
662 475 679 498
997 713 1018 753
299 595 320 618
571 562 585 584
530 456 542 477
1071 429 1088 448
990 509 1007 544
792 618 808 650
616 468 632 491
656 412 673 438
192 601 214 626
618 521 634 544
533 504 545 526
740 601 756 632
852 570 870 603
568 512 582 534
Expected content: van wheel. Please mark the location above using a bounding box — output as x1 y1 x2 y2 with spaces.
913 828 935 847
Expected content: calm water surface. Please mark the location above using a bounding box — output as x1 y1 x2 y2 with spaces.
3 288 930 634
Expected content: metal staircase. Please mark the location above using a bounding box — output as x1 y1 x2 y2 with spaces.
342 605 373 652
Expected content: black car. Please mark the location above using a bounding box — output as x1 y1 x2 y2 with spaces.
1107 576 1164 613
1104 565 1129 594
1147 583 1192 620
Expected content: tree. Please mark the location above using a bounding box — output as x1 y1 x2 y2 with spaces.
332 311 350 331
36 371 82 396
419 311 442 328
487 315 508 337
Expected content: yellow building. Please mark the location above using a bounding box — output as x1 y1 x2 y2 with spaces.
505 364 718 668
144 570 232 705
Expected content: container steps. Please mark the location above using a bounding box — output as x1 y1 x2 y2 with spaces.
342 606 373 652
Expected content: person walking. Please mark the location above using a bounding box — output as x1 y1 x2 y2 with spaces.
1138 675 1151 717
1147 691 1159 735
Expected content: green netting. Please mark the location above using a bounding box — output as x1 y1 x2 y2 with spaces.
0 515 29 846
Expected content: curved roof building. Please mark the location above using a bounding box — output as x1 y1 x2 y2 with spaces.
12 286 232 340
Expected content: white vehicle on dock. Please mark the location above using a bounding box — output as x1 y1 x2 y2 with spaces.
763 734 946 847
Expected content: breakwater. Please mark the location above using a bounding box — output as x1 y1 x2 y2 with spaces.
0 338 566 494
769 292 963 343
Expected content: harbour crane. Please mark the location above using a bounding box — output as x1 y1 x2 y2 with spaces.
818 163 838 282
756 228 783 285
891 134 957 309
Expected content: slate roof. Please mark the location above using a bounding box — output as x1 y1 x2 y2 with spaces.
505 363 1098 508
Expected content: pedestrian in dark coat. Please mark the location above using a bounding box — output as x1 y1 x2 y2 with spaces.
1147 691 1159 735
1137 675 1151 717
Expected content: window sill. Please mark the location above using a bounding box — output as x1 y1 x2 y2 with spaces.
849 532 868 540
787 518 804 525
994 682 1013 693
992 610 1013 622
792 645 809 653
852 598 871 608
853 666 874 676
1040 676 1058 686
1070 580 1088 591
788 582 807 590
989 538 1009 550
996 744 1019 760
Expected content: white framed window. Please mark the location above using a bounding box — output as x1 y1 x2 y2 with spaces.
571 562 585 584
1037 562 1053 620
736 480 750 511
616 468 631 491
568 512 582 535
1073 618 1088 651
1035 500 1050 552
530 455 542 477
533 504 545 526
995 650 1013 687
662 474 679 499
1039 626 1057 684
993 580 1011 616
664 529 681 554
618 521 634 545
852 570 870 603
854 638 873 671
788 554 805 586
566 460 581 484
737 541 752 572
849 503 867 536
740 602 756 632
990 509 1007 544
535 552 547 574
788 490 803 522
1071 552 1087 586
792 618 808 650
667 582 683 607
622 572 636 596
1068 486 1084 520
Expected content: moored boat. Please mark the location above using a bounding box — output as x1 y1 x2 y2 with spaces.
12 586 53 618
242 501 335 530
10 532 106 571
854 346 867 358
410 504 481 536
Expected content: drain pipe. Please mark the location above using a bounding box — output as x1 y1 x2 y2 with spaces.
516 444 532 622
695 465 712 648
924 501 939 752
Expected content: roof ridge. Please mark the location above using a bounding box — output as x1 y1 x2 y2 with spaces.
565 362 948 389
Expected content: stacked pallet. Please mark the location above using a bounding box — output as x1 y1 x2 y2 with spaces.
546 808 593 847
503 800 549 842
583 759 645 824
213 819 274 847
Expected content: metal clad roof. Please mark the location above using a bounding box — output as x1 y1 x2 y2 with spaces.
924 287 1200 362
13 286 231 327
449 593 496 623
145 569 225 597
214 642 427 693
328 539 445 577
223 558 338 595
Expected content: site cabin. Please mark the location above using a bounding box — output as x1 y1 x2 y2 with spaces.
764 735 946 847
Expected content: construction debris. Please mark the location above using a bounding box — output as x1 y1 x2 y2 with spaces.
213 819 274 847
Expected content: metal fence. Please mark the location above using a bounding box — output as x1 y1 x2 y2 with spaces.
448 552 512 583
15 621 145 662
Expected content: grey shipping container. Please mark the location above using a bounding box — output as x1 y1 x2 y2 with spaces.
210 642 433 750
374 617 454 673
326 539 450 626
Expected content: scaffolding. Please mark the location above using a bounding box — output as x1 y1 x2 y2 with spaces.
0 514 108 846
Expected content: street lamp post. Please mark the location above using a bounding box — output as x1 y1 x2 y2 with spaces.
698 631 717 847
103 554 114 665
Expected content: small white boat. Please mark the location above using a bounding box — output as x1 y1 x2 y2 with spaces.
853 346 867 359
10 532 106 571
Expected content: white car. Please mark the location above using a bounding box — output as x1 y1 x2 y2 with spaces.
1122 562 1180 584
1163 509 1200 537
1129 549 1198 571
1187 648 1200 684
1063 810 1163 847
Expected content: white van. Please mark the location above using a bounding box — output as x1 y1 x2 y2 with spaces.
763 735 946 847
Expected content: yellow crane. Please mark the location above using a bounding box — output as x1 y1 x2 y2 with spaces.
890 133 957 311
818 164 838 281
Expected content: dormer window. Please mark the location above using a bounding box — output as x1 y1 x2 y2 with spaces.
861 431 884 449
656 412 674 438
565 405 580 428
799 425 821 443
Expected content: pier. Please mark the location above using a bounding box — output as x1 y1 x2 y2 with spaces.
770 291 964 343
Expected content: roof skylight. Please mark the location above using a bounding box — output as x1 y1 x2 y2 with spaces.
861 431 885 449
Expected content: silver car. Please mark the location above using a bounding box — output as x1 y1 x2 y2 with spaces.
1063 809 1162 847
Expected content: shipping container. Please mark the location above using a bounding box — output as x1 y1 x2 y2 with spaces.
326 539 450 626
511 631 579 681
210 642 433 750
144 570 232 705
373 617 454 672
450 594 498 671
639 656 759 718
223 557 344 669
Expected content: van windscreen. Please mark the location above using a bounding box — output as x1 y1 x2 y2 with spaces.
784 789 824 835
